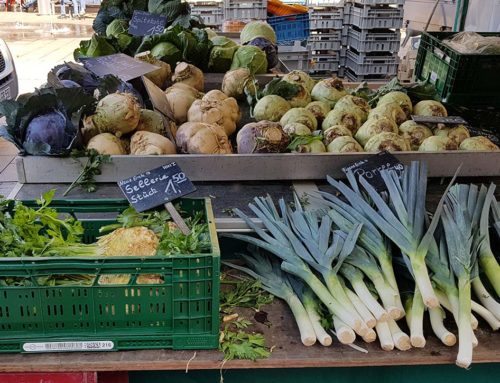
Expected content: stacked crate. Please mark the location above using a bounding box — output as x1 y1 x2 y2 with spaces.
223 0 268 22
307 4 344 74
189 1 224 30
342 0 404 81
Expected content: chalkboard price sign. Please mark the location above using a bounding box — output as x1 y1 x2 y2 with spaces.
128 10 167 36
81 53 159 82
342 151 404 192
118 162 196 213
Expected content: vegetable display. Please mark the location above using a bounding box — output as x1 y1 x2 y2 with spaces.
223 162 500 368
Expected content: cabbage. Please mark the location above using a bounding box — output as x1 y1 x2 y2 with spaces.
205 28 218 39
105 19 129 38
253 95 291 122
240 21 277 45
211 36 238 48
24 110 73 155
246 38 279 69
230 45 268 74
364 132 411 152
150 42 183 68
355 116 398 147
208 45 238 73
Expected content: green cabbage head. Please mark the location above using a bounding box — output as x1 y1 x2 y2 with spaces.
230 45 268 75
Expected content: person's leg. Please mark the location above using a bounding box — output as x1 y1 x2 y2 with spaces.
79 0 85 15
59 0 66 16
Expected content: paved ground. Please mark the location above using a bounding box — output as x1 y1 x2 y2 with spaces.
0 11 95 94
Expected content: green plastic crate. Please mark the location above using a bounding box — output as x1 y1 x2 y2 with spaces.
414 32 500 106
0 198 220 353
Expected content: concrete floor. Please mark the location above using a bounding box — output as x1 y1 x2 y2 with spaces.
0 11 94 94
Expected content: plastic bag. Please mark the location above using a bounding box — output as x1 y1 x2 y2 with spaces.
444 31 500 54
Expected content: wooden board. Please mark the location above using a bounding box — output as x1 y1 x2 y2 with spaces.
15 152 500 184
0 299 498 373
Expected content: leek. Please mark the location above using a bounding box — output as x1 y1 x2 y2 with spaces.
375 321 394 351
441 185 476 368
293 281 333 346
428 306 456 346
333 316 356 344
472 277 500 321
405 288 426 348
340 264 389 322
224 251 317 347
325 162 457 308
311 184 404 316
225 196 370 336
387 319 412 351
342 282 377 328
346 247 402 319
476 185 500 296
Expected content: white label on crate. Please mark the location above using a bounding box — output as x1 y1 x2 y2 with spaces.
23 341 115 352
430 71 438 83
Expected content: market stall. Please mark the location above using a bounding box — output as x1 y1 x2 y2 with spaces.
0 0 499 382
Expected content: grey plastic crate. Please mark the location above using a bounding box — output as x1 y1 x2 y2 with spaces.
338 66 345 78
347 0 405 5
310 61 339 73
223 0 267 20
347 28 401 52
308 32 342 51
346 4 404 29
310 51 340 62
345 49 399 75
345 68 395 81
191 4 224 26
278 41 310 71
309 7 344 30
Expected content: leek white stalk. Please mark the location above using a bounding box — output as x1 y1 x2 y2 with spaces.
405 289 426 348
429 306 456 346
341 264 389 322
288 293 317 346
301 287 333 346
470 300 500 331
362 328 377 343
346 248 402 319
344 285 377 328
375 321 394 351
472 277 500 321
333 316 356 344
387 319 412 351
